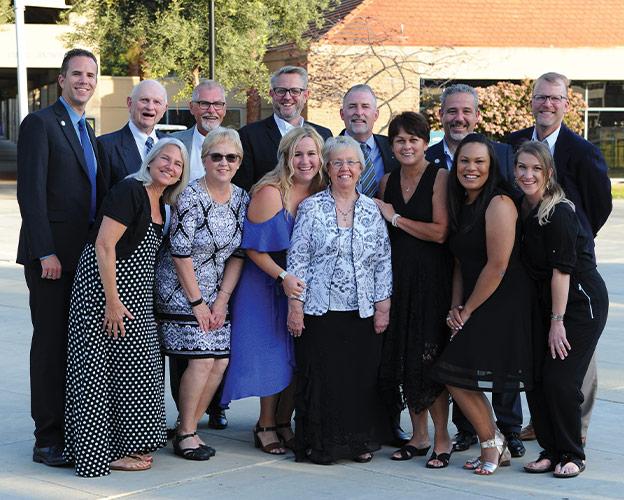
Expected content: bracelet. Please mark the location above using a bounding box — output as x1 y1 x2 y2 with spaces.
550 312 565 321
391 213 402 227
277 270 288 283
189 297 204 307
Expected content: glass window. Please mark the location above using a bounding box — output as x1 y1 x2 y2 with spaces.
587 111 624 169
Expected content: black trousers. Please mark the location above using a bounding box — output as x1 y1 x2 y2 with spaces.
24 261 74 447
452 391 523 435
527 270 608 462
168 357 225 413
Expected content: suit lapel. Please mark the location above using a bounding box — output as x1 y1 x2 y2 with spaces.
121 123 142 176
54 100 89 176
553 124 572 174
264 116 282 149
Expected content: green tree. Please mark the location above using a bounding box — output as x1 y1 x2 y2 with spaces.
422 79 586 139
63 0 332 100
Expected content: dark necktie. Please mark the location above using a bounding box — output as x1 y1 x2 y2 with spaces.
145 136 154 157
359 143 377 197
78 118 97 222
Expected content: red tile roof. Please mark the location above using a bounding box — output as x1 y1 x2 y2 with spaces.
313 0 624 47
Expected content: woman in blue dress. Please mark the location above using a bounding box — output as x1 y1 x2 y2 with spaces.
222 126 326 454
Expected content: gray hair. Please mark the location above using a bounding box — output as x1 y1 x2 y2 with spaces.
129 137 189 204
270 66 308 89
440 84 479 111
130 79 168 104
192 79 226 101
200 127 244 160
321 136 365 177
342 84 377 108
533 72 570 93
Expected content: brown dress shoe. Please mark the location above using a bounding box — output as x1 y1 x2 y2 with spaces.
520 422 536 441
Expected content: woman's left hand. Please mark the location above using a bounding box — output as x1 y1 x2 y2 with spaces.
548 321 570 360
372 198 394 222
210 295 228 330
373 308 389 334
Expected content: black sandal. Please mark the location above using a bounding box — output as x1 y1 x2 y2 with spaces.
173 432 211 461
523 450 556 473
253 423 286 455
391 444 431 461
553 456 586 478
276 422 295 450
425 450 452 469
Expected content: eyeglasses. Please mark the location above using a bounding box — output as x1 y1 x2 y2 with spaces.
329 160 361 168
272 87 306 97
205 153 240 163
193 100 226 110
532 94 568 104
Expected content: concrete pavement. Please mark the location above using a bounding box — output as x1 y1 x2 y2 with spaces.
0 188 623 499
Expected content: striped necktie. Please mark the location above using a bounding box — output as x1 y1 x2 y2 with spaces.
145 136 154 157
359 143 377 197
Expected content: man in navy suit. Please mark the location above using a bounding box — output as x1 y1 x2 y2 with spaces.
505 72 612 446
17 49 109 466
425 84 524 457
233 66 332 191
98 79 168 185
339 84 399 197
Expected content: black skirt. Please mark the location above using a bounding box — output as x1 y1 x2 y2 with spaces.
294 311 389 463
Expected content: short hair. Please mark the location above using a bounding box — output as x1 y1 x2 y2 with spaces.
342 84 377 108
440 84 479 111
251 126 326 205
192 79 226 101
129 138 190 205
388 112 430 144
270 66 308 89
130 79 168 104
60 48 98 77
321 135 365 178
200 127 243 160
533 72 570 93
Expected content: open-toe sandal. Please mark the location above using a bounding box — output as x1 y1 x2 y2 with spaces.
110 455 152 471
253 423 286 455
474 430 511 476
276 422 295 450
391 444 430 461
426 450 452 469
353 452 373 463
523 450 556 474
553 456 585 478
173 432 211 461
463 456 482 470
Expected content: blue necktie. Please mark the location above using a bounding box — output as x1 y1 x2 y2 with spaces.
359 143 377 197
145 136 154 157
78 119 97 222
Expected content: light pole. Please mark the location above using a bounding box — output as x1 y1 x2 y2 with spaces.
209 0 215 79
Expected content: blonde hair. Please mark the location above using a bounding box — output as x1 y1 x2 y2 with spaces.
129 137 190 205
251 126 326 207
515 141 574 226
201 126 243 160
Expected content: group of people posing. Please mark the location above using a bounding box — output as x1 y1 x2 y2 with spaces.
17 49 611 479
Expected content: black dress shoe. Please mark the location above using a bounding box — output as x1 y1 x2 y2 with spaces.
33 445 73 467
452 430 478 452
208 409 228 430
505 432 526 458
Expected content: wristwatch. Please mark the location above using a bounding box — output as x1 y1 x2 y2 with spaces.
276 270 288 283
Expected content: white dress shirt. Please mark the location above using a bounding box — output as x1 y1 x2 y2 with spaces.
273 114 304 137
531 125 561 155
128 120 159 161
190 126 207 181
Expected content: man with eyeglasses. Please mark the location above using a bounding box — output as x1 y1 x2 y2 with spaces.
99 79 168 185
505 72 612 446
171 79 228 181
233 65 333 191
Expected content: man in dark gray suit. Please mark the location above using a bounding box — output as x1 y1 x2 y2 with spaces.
17 49 109 467
98 79 168 185
425 84 524 458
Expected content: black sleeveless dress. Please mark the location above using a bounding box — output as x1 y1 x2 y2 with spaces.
430 189 533 393
379 165 453 414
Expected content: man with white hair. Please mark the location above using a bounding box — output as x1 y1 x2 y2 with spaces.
99 79 168 184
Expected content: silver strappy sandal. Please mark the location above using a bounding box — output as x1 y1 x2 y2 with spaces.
474 429 511 476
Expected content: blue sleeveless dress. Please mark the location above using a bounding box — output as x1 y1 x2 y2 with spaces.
221 209 296 404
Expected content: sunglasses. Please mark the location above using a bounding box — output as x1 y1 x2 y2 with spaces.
205 153 240 163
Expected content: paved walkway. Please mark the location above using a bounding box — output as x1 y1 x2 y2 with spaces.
0 190 622 499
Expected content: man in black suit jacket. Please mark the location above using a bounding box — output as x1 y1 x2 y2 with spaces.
425 84 514 182
505 72 612 445
98 79 168 185
339 84 399 197
17 49 109 467
233 66 332 191
425 84 524 457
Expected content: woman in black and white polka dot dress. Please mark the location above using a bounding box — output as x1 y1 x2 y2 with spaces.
64 138 190 477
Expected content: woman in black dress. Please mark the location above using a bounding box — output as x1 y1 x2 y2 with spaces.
430 133 532 475
374 112 453 468
515 142 608 478
64 138 189 477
